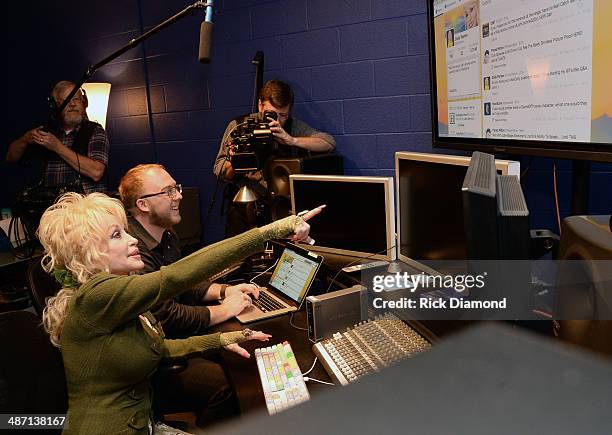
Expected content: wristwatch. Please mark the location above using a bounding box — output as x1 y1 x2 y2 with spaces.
218 284 229 301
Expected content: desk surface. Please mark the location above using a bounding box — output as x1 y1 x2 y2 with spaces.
215 322 612 435
210 251 463 415
212 309 333 414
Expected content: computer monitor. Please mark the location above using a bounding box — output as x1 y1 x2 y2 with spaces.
395 151 519 264
428 0 612 162
290 175 396 261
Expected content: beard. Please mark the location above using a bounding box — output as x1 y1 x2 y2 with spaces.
149 205 181 229
62 111 84 129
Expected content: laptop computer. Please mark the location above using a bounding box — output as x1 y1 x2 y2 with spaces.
237 244 324 324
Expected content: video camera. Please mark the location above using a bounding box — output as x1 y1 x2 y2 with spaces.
230 110 278 173
9 181 85 259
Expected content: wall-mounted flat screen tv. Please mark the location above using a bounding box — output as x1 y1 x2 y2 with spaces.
428 0 612 161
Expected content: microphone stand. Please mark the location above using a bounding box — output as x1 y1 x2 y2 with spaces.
14 2 214 259
55 0 213 116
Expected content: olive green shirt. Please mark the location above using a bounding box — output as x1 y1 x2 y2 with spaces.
60 217 297 434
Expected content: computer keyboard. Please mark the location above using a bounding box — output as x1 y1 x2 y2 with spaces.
253 290 285 312
255 341 310 414
312 313 431 386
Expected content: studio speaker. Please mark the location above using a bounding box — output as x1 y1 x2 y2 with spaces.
265 154 344 220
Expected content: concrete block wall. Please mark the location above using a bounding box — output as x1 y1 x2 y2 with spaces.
2 0 611 243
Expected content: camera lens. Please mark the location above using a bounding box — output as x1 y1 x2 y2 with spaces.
263 110 277 121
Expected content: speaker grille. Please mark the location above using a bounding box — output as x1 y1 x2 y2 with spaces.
462 151 496 197
497 175 528 217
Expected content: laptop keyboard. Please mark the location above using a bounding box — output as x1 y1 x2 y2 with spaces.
254 291 286 312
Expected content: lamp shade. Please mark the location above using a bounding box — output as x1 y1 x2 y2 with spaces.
81 82 111 129
233 185 259 203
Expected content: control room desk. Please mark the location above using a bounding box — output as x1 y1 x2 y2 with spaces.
206 249 374 414
209 250 457 414
211 309 332 414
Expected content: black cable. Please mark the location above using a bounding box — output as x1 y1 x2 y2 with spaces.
289 312 308 331
9 215 36 259
8 217 20 257
202 153 230 231
553 162 562 235
520 156 532 182
74 149 84 192
251 63 259 113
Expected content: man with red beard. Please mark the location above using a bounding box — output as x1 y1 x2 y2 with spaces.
119 163 263 426
6 80 108 192
119 164 260 335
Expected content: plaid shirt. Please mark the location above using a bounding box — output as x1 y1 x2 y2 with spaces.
44 122 109 193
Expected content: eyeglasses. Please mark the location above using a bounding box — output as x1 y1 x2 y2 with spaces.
70 95 85 104
139 184 182 200
61 92 85 105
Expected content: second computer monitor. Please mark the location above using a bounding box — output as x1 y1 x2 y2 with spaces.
290 175 396 261
395 151 519 262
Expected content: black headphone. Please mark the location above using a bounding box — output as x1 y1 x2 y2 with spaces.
45 82 89 132
79 87 89 107
49 82 89 110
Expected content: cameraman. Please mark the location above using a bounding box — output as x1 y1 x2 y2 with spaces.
6 80 108 193
213 79 335 236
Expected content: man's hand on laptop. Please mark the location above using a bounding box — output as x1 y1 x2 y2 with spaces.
226 283 260 300
292 204 326 244
221 292 254 317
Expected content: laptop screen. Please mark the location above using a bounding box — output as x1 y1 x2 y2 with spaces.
269 246 322 304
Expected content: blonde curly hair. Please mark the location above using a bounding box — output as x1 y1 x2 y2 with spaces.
38 192 127 347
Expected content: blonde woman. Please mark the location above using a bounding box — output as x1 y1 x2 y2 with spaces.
39 192 321 434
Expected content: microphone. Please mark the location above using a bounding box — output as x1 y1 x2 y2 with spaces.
198 1 214 63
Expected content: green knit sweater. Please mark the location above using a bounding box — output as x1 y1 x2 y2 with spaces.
60 216 298 434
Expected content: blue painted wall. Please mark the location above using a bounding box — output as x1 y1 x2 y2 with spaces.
3 0 611 244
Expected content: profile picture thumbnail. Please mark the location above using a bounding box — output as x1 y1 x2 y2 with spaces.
484 102 491 116
482 23 490 38
446 28 455 48
464 2 479 29
483 76 491 91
